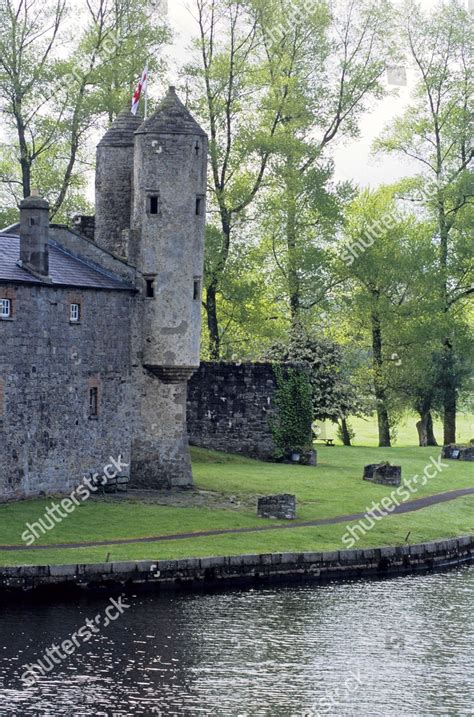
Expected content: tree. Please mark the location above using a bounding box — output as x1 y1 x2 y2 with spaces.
184 0 396 357
255 0 395 335
184 0 295 358
0 0 169 218
265 326 369 446
375 0 474 444
337 186 433 447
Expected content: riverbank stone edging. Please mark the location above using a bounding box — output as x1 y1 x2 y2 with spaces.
0 536 472 595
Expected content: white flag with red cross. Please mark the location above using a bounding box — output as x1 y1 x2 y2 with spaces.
131 66 148 116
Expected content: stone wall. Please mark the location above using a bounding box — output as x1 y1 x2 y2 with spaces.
0 283 134 501
187 362 279 460
1 536 472 596
69 216 95 242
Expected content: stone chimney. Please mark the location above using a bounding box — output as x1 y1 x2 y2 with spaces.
19 192 50 277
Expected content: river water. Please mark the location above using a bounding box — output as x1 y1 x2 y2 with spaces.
0 567 472 716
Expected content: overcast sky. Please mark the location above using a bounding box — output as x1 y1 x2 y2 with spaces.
160 0 468 189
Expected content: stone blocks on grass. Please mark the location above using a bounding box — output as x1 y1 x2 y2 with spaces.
442 445 474 461
363 463 401 486
257 494 296 520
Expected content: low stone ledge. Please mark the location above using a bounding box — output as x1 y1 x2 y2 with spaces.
110 561 137 574
302 552 323 564
363 463 402 486
380 546 398 558
281 552 298 564
0 536 472 595
257 494 296 520
18 565 50 578
50 564 77 577
337 550 359 565
321 550 339 563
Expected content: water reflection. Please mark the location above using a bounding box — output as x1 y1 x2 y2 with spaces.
0 567 472 715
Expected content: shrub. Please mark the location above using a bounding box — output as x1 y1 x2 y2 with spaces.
271 365 313 460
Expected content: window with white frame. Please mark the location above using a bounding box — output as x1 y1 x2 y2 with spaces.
70 303 81 322
0 299 11 319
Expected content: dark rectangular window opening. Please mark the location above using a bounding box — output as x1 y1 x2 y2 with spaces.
195 142 200 156
193 278 201 301
89 387 99 418
149 196 159 215
146 278 155 298
0 298 12 319
70 303 81 322
195 196 204 216
29 217 35 226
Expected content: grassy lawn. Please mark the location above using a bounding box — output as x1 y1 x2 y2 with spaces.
0 430 472 566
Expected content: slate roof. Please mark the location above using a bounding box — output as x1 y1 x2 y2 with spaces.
136 86 207 137
0 234 135 291
98 108 143 147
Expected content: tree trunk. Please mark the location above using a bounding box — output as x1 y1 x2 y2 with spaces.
339 418 352 446
426 412 438 446
205 282 220 360
285 156 301 332
15 101 31 198
442 340 456 444
371 301 391 447
437 192 456 445
416 410 438 447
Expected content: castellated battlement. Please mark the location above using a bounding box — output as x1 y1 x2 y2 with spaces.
0 88 208 500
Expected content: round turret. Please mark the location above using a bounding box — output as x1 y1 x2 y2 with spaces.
95 109 143 257
131 86 208 379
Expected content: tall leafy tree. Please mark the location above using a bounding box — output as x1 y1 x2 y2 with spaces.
0 0 169 218
337 186 433 447
184 0 396 357
375 0 473 443
255 0 395 334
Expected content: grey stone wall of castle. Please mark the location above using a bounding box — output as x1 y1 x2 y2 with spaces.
0 283 133 501
187 362 279 460
94 110 143 258
0 86 208 501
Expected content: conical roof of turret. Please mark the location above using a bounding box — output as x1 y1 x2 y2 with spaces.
135 86 207 137
98 108 143 147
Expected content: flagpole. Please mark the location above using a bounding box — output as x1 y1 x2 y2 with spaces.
144 67 148 119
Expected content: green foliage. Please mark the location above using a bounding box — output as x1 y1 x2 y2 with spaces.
271 365 313 460
266 327 369 422
0 0 170 216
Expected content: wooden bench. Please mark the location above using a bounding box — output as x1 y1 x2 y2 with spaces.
314 438 335 447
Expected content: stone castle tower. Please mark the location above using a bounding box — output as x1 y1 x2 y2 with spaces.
0 86 207 501
95 87 208 489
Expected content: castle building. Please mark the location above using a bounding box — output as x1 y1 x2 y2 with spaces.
0 87 208 501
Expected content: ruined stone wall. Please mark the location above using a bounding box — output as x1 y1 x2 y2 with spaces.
187 362 279 460
0 283 134 501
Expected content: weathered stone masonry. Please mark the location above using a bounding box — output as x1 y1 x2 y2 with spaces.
0 86 208 501
0 283 134 501
187 362 279 460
